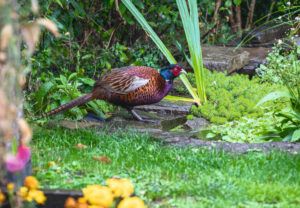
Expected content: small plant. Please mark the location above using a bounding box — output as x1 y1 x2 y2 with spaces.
25 69 114 120
257 61 300 142
256 42 300 84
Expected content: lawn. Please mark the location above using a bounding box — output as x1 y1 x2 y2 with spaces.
32 126 300 208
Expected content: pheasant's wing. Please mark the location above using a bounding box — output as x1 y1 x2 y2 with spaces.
99 69 150 94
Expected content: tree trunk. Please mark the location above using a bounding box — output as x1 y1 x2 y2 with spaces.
245 0 256 29
229 4 236 33
213 0 222 25
235 5 242 34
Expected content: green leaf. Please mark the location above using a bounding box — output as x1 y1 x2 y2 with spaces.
121 0 200 104
233 0 242 6
291 129 300 142
256 90 291 106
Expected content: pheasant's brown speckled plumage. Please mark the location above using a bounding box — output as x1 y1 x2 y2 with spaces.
45 65 183 119
93 66 167 107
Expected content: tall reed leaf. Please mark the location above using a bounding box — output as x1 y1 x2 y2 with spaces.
176 0 206 102
121 0 200 104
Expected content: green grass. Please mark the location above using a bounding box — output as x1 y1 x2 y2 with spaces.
32 127 300 208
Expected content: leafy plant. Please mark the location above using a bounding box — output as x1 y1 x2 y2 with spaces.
256 43 300 84
200 112 280 143
257 61 300 142
122 0 205 105
25 70 114 120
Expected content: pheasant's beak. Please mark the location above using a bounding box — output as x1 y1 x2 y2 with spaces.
180 69 187 75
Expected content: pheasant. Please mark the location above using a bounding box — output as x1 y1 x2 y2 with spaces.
45 64 186 121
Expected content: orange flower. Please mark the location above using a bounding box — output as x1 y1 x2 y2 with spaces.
117 197 146 208
0 191 5 204
64 197 77 208
106 178 134 198
24 176 39 189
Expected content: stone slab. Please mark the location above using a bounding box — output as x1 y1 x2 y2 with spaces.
202 46 250 73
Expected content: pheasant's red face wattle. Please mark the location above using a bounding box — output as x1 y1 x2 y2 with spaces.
171 65 183 77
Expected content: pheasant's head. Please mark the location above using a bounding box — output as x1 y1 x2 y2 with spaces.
160 64 186 81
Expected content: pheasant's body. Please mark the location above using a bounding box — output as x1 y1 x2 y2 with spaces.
46 64 184 120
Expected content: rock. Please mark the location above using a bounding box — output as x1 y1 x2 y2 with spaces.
202 46 250 73
236 47 270 76
134 100 193 115
184 117 209 130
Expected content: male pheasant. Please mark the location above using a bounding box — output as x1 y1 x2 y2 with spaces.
45 64 185 121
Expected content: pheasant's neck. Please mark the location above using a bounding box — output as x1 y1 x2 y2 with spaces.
162 81 173 96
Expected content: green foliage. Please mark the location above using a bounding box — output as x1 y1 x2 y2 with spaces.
257 43 300 84
122 0 201 104
257 61 300 142
25 69 114 120
200 113 280 143
176 0 206 103
186 70 281 124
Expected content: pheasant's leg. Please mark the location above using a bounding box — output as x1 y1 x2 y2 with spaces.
127 108 144 121
129 109 144 121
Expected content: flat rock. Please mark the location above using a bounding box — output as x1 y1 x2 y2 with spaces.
202 46 250 73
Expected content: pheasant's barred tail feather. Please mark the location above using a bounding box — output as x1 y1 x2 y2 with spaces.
44 93 94 117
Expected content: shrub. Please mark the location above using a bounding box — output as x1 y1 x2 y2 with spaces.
256 43 300 85
25 69 114 120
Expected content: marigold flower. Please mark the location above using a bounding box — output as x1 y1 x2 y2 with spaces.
24 176 39 189
33 190 47 205
7 183 15 192
82 185 113 207
25 189 46 204
106 178 134 198
17 186 29 199
77 203 88 208
64 197 77 208
117 197 146 208
0 191 5 204
77 197 87 204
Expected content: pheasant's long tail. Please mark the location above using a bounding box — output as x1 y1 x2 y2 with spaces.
44 93 94 117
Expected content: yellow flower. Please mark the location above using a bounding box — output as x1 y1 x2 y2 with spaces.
87 205 104 208
117 197 146 208
77 197 87 204
0 191 5 204
82 185 113 207
106 178 134 198
17 186 29 199
7 183 15 192
25 189 46 204
24 176 39 190
34 190 47 205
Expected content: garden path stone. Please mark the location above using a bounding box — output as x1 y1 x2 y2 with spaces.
49 100 300 154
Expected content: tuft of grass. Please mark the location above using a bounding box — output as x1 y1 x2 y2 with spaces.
32 127 300 207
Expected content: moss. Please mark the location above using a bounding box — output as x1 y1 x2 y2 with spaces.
176 70 282 124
